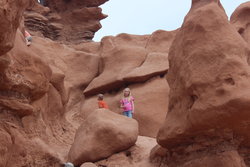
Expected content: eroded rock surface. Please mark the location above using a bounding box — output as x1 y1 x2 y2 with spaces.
68 109 139 166
96 136 157 167
0 0 32 55
231 2 250 44
5 0 250 166
156 0 250 166
24 0 107 43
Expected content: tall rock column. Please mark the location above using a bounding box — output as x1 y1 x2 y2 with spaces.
156 0 250 166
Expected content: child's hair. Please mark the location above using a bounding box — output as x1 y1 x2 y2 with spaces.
123 88 132 100
97 94 104 100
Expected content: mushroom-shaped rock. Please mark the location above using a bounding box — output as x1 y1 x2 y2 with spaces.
157 0 250 149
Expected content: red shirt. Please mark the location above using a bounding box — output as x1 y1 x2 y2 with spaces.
98 100 109 109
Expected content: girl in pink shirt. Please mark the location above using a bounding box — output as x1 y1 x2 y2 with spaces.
120 88 134 118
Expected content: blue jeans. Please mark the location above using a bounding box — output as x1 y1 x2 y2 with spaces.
123 111 133 118
26 36 32 42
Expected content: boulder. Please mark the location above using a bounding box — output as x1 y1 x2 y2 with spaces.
68 109 139 166
80 162 97 167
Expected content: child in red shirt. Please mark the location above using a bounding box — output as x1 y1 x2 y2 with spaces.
97 94 109 109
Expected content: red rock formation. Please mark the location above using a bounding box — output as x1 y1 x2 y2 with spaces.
0 0 182 166
0 0 32 55
83 31 175 96
123 52 169 83
80 162 97 167
95 136 157 167
231 2 250 44
5 0 250 166
181 151 246 167
24 0 108 43
0 27 173 167
1 31 52 116
0 1 101 163
68 109 139 166
156 0 250 166
80 76 169 138
79 31 175 137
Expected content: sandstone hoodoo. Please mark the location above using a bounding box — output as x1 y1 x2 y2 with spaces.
156 0 250 166
231 2 250 44
68 109 139 166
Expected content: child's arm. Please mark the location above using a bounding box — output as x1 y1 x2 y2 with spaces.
120 100 124 108
131 101 135 113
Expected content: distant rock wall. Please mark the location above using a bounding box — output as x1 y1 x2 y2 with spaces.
24 0 108 43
